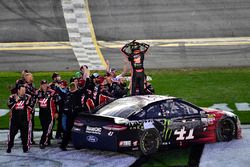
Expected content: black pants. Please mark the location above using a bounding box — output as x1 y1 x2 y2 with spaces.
61 114 74 148
131 71 144 96
8 118 30 151
56 108 63 138
31 110 35 142
39 114 53 145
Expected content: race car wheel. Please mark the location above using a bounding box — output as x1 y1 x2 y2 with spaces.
139 128 161 155
216 118 236 142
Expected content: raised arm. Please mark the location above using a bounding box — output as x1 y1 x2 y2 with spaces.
105 59 110 73
121 40 140 56
116 59 129 78
121 44 130 57
140 43 150 53
7 95 17 110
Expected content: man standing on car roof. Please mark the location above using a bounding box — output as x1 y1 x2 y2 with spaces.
121 40 149 96
36 80 57 149
7 84 33 153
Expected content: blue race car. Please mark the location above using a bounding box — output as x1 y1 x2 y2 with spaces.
72 95 241 155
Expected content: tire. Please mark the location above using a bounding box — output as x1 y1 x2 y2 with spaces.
216 118 236 142
139 128 161 155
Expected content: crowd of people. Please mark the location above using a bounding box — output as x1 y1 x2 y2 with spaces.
6 40 155 153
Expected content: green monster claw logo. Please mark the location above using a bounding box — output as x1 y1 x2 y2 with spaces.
163 119 172 141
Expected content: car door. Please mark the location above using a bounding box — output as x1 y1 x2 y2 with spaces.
170 99 203 144
159 99 203 145
141 102 165 131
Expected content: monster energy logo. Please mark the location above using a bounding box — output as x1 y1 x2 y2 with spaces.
163 119 172 141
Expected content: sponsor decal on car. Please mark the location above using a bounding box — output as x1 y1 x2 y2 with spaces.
72 127 81 132
128 121 143 130
162 142 171 145
207 114 216 124
174 127 194 140
86 126 102 135
119 141 132 147
132 147 139 151
163 119 172 141
86 135 98 143
108 131 114 136
133 141 138 147
143 120 154 129
202 114 216 125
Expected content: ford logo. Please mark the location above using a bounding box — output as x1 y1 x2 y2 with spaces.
86 135 98 143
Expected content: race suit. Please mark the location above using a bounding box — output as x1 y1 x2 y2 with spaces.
121 41 149 95
36 89 56 146
25 82 36 142
7 94 32 152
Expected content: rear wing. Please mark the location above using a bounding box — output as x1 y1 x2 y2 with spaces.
76 113 129 124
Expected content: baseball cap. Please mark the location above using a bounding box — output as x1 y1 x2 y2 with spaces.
52 72 60 79
60 80 68 87
110 68 116 73
40 80 47 85
75 71 82 78
92 73 99 78
80 65 88 71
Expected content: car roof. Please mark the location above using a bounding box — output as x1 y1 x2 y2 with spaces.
113 95 177 108
94 95 178 119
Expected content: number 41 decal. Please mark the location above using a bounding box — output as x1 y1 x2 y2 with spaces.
174 126 194 140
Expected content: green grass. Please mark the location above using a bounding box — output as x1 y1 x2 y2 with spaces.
0 67 249 166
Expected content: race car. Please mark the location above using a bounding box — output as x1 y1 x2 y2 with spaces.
72 95 242 155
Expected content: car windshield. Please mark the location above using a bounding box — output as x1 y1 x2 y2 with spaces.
95 97 143 118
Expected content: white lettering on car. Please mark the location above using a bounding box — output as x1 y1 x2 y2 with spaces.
174 126 194 140
86 126 102 135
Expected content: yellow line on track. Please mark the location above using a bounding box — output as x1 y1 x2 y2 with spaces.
0 41 72 51
98 37 250 48
160 41 250 47
0 46 72 51
1 37 250 51
0 41 70 46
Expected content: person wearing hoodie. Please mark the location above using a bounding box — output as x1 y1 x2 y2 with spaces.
60 82 79 151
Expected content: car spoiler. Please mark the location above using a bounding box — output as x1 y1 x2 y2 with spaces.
76 113 129 124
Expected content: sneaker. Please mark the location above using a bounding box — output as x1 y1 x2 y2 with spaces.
23 148 28 153
39 144 45 149
60 145 67 151
47 140 51 146
55 135 62 139
31 140 36 145
6 148 11 153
